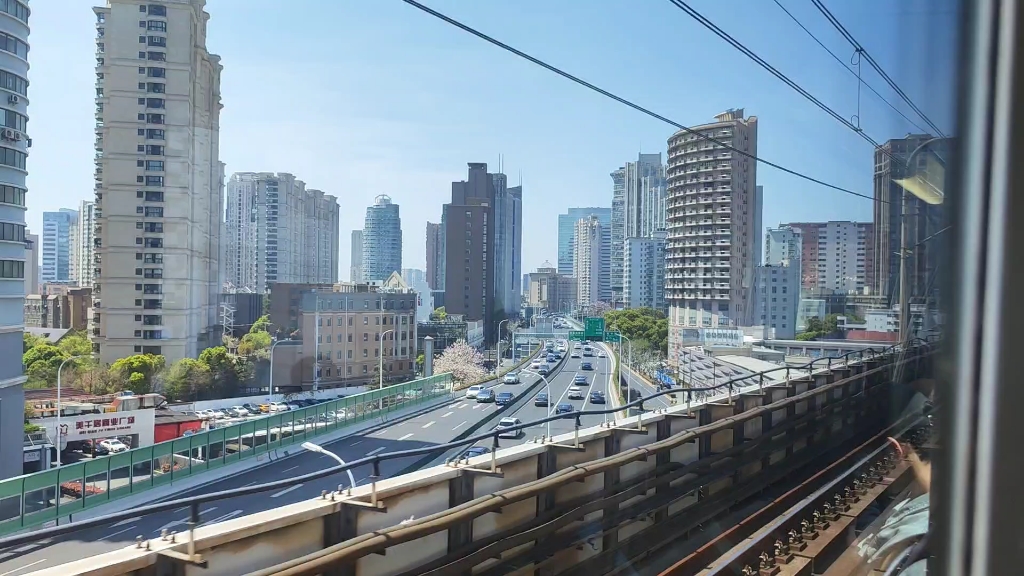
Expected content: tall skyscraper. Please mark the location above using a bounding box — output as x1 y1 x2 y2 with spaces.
491 173 523 318
623 232 667 311
611 153 666 304
873 135 947 301
361 195 402 282
425 221 443 290
785 221 874 294
573 215 606 308
41 209 77 283
224 172 339 293
557 207 611 277
666 109 759 360
92 0 224 365
74 201 97 287
0 0 29 481
350 229 363 282
443 163 497 342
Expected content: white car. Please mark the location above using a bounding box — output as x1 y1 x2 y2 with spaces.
97 438 129 454
465 385 484 399
570 352 581 358
267 401 290 412
567 386 584 400
495 417 523 439
196 409 217 420
598 351 607 358
228 406 249 418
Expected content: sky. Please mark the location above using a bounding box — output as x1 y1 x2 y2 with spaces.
24 0 959 277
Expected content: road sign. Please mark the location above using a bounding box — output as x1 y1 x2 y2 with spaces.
604 331 621 343
584 317 605 341
568 330 585 341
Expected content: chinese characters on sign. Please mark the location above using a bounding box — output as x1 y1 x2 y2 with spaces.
74 415 136 437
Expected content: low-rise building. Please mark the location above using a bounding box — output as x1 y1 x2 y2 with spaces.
24 287 92 331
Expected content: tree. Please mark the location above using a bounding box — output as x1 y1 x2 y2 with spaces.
823 314 840 335
804 317 824 334
110 354 165 394
23 343 69 387
604 307 669 355
57 332 93 358
431 307 447 321
23 332 45 353
433 339 486 386
238 330 272 356
199 346 242 397
416 353 425 371
162 358 213 401
250 314 271 334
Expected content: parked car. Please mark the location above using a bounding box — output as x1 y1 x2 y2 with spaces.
212 408 231 419
495 392 514 406
257 403 272 413
268 401 290 412
96 438 129 456
242 403 262 415
567 386 584 400
495 417 523 439
534 392 549 407
466 385 484 399
227 406 249 418
555 403 574 415
503 371 520 384
286 402 304 411
573 375 588 385
476 389 495 403
589 391 606 404
195 409 217 420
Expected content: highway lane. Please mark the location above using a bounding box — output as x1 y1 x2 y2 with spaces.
0 350 552 574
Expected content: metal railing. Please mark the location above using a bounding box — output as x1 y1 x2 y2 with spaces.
0 338 938 553
0 373 454 537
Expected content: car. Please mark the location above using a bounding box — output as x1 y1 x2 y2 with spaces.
546 354 557 363
598 351 607 358
555 403 574 415
195 409 216 419
448 445 491 464
581 362 593 371
476 389 495 403
267 401 290 412
228 406 249 418
465 385 484 399
495 392 514 406
286 402 304 411
257 403 272 413
570 352 581 359
567 386 584 400
96 438 129 455
503 371 520 384
242 403 262 415
530 361 543 370
213 408 231 419
534 392 549 407
573 374 588 385
537 365 550 376
495 417 523 439
589 391 606 404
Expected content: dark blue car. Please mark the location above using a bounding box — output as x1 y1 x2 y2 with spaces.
555 403 574 415
495 392 514 406
581 362 593 371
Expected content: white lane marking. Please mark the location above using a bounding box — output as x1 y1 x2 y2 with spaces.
102 525 136 539
472 404 482 410
553 371 579 408
270 483 303 498
453 420 467 430
112 516 141 527
283 465 299 473
0 558 46 575
206 510 244 524
366 446 386 456
422 421 435 429
242 481 258 487
455 403 467 409
350 440 363 446
398 433 414 441
441 411 454 418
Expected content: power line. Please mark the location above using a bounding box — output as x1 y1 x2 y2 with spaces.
771 0 931 134
399 0 875 202
810 0 946 138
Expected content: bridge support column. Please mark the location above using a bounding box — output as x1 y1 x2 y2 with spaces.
534 449 558 576
653 420 671 524
602 432 623 553
321 504 360 576
448 472 475 565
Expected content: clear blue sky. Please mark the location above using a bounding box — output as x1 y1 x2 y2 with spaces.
25 0 958 275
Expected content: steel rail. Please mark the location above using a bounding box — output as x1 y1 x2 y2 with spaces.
246 351 928 576
0 339 931 552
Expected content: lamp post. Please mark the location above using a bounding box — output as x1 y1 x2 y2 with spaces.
616 334 633 406
301 441 357 490
56 354 91 467
497 319 509 368
520 368 553 440
268 338 291 394
379 329 394 389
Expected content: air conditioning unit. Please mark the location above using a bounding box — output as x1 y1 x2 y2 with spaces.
2 129 14 140
13 131 21 141
7 95 17 105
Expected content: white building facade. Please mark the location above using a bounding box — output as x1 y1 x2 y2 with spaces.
92 0 225 364
623 232 667 311
611 153 666 304
754 264 800 339
74 200 97 287
573 215 604 309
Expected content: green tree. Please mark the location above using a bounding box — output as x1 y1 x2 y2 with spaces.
604 307 669 354
199 346 244 397
804 317 824 334
57 332 93 358
22 343 69 386
823 314 840 335
110 354 165 394
250 314 271 334
416 353 425 370
23 332 45 353
432 307 447 321
162 358 213 401
238 330 272 356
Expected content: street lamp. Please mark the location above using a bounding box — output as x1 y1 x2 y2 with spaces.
268 338 292 394
519 368 553 440
379 329 394 389
56 354 92 467
618 334 634 394
301 441 357 490
497 319 509 368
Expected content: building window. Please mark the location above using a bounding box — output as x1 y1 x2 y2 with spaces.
0 259 23 278
147 52 165 62
0 146 25 170
145 176 163 186
146 20 167 32
147 36 166 47
146 67 165 78
145 113 164 124
0 185 25 207
0 32 28 59
146 82 165 93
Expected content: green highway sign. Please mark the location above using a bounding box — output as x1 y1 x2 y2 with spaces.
604 331 621 343
568 330 585 341
584 317 605 341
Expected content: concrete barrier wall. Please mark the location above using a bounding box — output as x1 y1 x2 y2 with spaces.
30 349 931 576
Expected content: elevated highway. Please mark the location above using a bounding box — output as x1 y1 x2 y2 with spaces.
0 338 935 576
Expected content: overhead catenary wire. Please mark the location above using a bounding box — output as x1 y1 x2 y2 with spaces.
399 0 877 203
771 0 931 135
810 0 946 138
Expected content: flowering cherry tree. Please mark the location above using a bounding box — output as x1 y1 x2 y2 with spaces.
434 339 486 387
589 301 613 317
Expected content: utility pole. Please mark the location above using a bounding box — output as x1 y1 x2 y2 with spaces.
899 190 911 345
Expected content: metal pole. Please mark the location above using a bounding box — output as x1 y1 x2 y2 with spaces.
521 369 551 440
314 295 320 392
497 319 509 369
899 189 911 345
55 354 90 467
269 339 289 394
380 329 394 389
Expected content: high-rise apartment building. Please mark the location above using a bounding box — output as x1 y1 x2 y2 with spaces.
74 201 97 287
24 231 38 295
753 264 800 339
425 221 443 290
41 209 76 283
224 172 339 293
491 173 523 318
92 0 224 365
765 226 802 267
350 229 363 283
528 262 576 313
785 221 874 294
557 207 611 283
666 109 759 351
623 232 667 311
873 135 947 301
574 215 606 309
443 163 498 343
361 195 402 283
611 153 666 304
0 0 29 481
